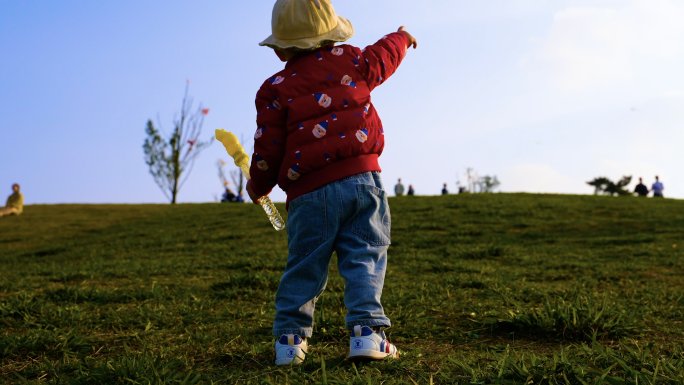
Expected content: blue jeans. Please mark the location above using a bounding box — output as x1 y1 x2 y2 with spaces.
273 172 392 337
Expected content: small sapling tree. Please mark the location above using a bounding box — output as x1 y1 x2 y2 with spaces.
143 81 213 204
461 168 501 193
465 168 479 193
480 175 501 193
587 177 611 195
586 176 632 196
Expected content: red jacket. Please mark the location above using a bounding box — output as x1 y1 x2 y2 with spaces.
249 32 410 208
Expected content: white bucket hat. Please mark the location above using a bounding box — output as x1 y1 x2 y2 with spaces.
259 0 354 51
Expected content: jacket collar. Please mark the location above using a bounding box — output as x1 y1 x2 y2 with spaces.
285 46 330 68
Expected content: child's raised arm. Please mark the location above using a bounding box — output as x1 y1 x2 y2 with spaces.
361 27 417 91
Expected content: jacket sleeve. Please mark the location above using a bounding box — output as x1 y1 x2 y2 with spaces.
249 82 287 197
361 32 410 91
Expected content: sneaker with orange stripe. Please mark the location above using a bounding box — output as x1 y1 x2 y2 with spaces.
348 325 399 360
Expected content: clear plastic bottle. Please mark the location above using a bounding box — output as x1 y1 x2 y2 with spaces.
216 129 285 231
239 164 285 231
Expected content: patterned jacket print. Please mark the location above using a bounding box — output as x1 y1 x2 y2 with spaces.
249 32 410 207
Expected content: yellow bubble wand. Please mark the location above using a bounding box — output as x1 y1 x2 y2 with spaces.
215 129 285 231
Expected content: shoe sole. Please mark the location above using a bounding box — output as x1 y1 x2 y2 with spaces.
275 357 305 366
348 349 399 360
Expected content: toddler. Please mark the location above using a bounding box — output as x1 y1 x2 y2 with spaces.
246 0 417 365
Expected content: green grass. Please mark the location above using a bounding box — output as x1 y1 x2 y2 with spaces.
1 194 683 384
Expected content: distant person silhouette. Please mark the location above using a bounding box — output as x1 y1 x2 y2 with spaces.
652 176 664 198
407 185 415 196
0 184 23 217
441 183 449 195
221 188 237 202
634 178 649 197
394 179 405 196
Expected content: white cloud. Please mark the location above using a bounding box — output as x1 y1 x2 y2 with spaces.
521 0 684 89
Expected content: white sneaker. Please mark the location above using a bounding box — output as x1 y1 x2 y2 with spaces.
348 325 399 360
274 334 307 365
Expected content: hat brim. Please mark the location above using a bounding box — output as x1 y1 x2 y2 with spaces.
259 15 354 51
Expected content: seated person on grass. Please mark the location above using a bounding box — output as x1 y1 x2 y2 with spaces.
221 188 237 202
0 184 23 217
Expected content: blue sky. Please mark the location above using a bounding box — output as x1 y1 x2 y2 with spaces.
2 0 683 204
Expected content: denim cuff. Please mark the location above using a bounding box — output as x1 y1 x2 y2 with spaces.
346 319 391 330
272 327 313 338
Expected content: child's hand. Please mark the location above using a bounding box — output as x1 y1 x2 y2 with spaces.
246 181 262 205
398 26 418 49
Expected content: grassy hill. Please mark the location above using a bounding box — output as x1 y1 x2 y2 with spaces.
1 194 683 384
